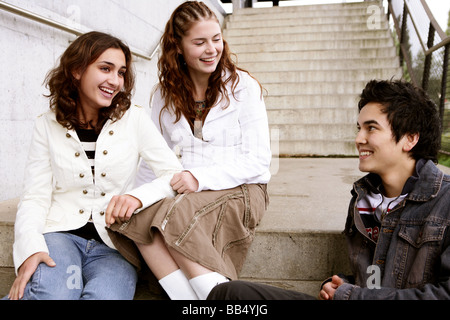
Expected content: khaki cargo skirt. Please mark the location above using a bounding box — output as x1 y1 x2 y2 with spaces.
107 184 268 280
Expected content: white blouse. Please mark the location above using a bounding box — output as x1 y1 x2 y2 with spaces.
135 70 272 191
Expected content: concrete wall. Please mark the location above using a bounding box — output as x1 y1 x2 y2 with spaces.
0 0 226 201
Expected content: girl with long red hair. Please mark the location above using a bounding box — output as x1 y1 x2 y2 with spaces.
109 1 271 300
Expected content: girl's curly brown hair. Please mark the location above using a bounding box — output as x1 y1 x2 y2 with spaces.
157 1 262 130
44 31 135 133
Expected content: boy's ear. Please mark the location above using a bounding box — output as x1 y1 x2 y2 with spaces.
402 133 420 152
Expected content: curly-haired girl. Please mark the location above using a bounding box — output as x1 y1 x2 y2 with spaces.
7 31 182 300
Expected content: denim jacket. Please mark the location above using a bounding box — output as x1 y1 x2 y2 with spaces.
335 160 450 299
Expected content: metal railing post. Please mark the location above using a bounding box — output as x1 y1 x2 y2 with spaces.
440 44 449 127
422 23 435 91
399 1 408 67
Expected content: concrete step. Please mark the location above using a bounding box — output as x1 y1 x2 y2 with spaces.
227 29 392 45
230 2 382 20
0 198 16 268
0 198 17 299
229 38 396 53
264 81 376 96
273 123 356 141
267 107 358 156
224 21 389 37
226 15 385 29
276 140 357 156
235 47 397 63
239 57 399 73
267 108 357 125
253 69 403 84
264 94 361 109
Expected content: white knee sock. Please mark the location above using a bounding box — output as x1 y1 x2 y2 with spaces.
158 269 198 300
189 272 229 300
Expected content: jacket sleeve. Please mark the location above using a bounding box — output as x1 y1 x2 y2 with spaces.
13 116 52 273
125 106 183 210
334 278 450 300
334 181 450 300
188 75 272 191
334 230 450 300
133 89 175 188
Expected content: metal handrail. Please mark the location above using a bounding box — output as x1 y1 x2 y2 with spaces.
388 0 449 86
420 0 446 40
387 0 450 155
388 0 418 84
0 0 159 61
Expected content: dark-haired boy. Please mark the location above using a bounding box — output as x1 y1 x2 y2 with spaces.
208 79 450 300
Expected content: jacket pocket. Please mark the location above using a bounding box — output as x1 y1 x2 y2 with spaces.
398 224 446 248
44 206 65 230
396 223 446 286
173 189 246 249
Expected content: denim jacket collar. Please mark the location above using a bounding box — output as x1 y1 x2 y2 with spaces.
355 159 443 203
407 159 444 202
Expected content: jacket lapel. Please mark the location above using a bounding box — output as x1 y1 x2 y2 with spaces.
203 71 246 125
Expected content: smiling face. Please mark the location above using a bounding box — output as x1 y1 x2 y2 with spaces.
177 19 223 81
74 48 126 118
355 102 417 179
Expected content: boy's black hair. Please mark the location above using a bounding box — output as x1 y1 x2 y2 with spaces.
358 79 441 162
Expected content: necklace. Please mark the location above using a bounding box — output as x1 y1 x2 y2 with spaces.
377 194 405 222
193 100 206 140
195 100 206 118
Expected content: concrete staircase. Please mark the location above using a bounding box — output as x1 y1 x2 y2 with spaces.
0 199 16 298
224 0 402 156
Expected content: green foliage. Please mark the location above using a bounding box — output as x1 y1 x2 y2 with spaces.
438 152 450 168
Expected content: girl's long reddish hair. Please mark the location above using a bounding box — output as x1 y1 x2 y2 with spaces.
157 1 262 129
45 31 135 133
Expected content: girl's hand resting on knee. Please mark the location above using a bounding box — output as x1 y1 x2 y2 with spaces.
8 252 55 300
105 194 142 227
170 171 199 194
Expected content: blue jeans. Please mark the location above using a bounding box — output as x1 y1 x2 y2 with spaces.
19 232 137 300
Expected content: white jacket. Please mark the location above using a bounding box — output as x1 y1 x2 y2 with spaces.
136 70 271 191
13 105 183 271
